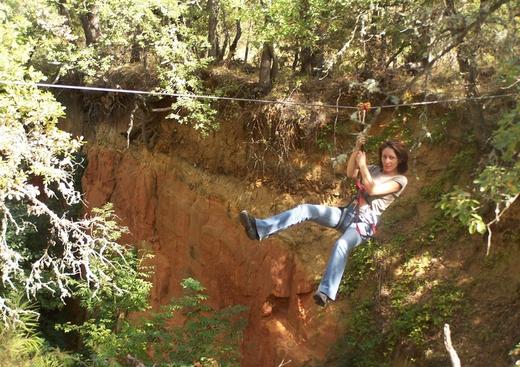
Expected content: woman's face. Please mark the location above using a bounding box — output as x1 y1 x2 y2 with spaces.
381 147 399 174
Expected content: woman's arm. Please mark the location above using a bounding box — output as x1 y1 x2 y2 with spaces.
346 135 365 178
346 151 360 178
356 152 402 196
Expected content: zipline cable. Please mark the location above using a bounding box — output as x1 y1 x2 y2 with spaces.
0 80 518 111
0 80 360 110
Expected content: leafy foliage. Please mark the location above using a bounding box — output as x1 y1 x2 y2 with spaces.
0 0 140 329
334 240 465 366
510 341 520 366
2 0 218 135
0 295 78 366
439 103 520 245
338 238 380 295
439 187 487 234
60 278 247 367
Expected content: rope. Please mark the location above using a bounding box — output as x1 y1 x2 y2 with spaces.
0 80 518 111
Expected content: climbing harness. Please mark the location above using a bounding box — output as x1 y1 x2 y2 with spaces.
334 184 377 239
353 179 377 238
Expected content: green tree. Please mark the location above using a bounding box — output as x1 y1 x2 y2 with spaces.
61 278 247 366
439 102 520 254
4 0 219 135
0 295 78 366
0 0 135 324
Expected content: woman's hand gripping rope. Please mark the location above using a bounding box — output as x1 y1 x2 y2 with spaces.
331 102 370 170
331 122 367 170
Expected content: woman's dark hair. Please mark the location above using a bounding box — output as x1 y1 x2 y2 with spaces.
378 140 408 174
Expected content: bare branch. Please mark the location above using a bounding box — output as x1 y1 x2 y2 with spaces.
126 354 146 367
485 193 519 255
127 101 139 148
444 323 461 367
333 88 343 153
500 77 520 90
278 359 292 367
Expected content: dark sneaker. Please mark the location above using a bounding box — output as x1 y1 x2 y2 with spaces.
313 291 330 307
239 210 259 240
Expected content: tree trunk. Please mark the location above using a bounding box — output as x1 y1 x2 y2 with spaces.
300 47 313 75
458 43 486 139
361 17 378 79
57 0 72 28
292 49 299 71
80 3 101 46
207 0 219 59
130 28 143 63
378 33 388 72
244 40 249 63
445 0 486 143
244 20 252 63
226 20 241 61
130 42 141 63
311 49 324 76
298 0 313 75
258 43 276 91
217 24 228 61
218 36 228 61
270 46 279 83
217 5 230 61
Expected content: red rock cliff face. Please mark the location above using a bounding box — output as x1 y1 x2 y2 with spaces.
82 146 343 366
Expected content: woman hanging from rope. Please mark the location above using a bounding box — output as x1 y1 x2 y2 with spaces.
239 135 409 307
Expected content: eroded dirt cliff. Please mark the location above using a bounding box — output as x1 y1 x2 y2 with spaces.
80 125 349 366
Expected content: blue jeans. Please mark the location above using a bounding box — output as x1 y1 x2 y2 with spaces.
254 204 376 300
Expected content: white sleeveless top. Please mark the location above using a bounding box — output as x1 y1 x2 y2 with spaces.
365 165 407 216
